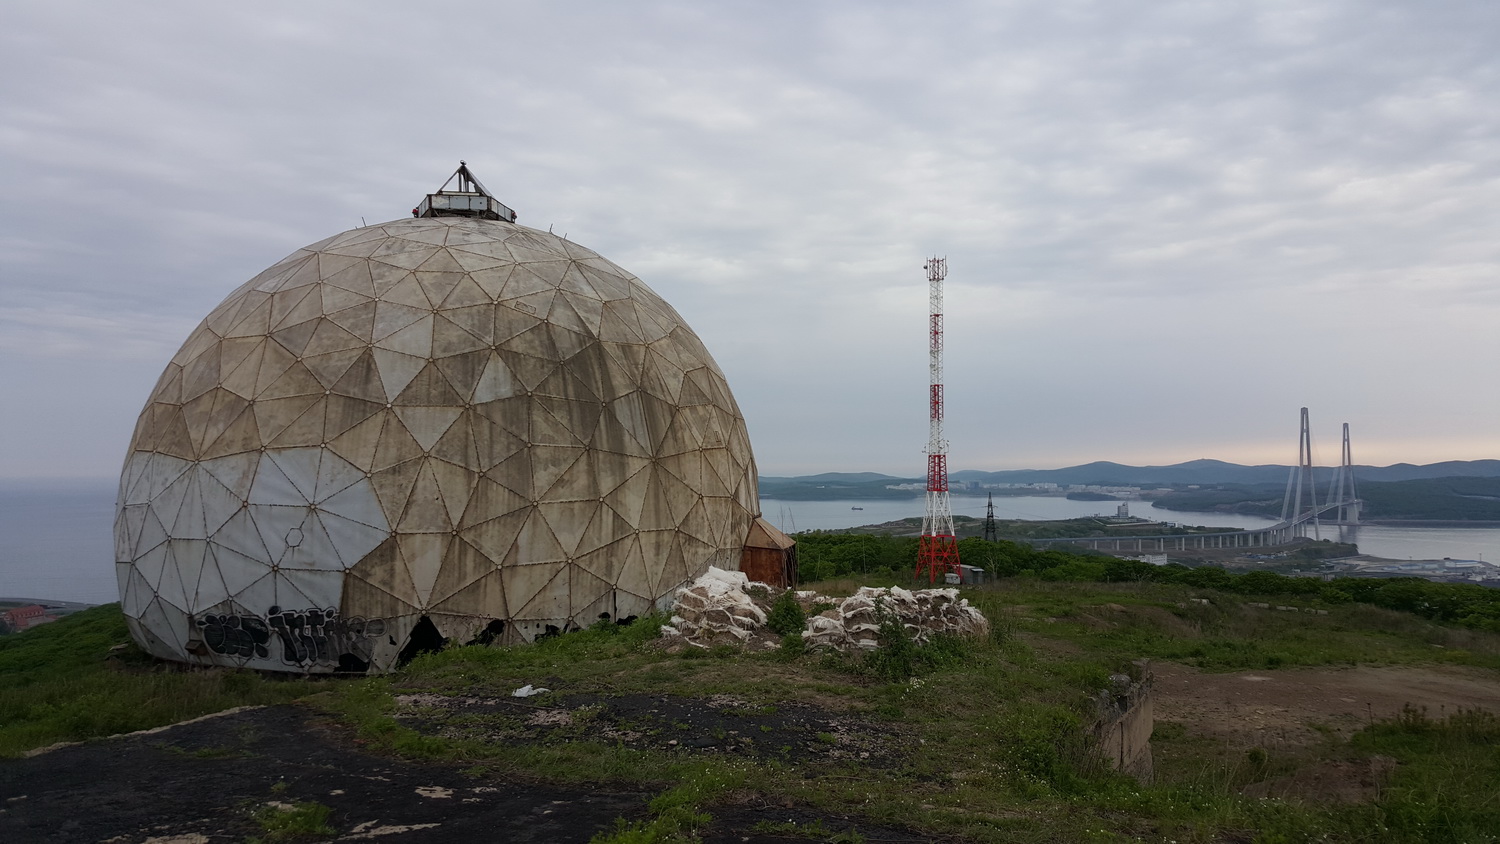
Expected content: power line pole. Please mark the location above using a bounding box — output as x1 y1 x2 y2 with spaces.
983 492 998 542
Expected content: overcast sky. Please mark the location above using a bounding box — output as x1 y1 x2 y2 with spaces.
3 0 1498 481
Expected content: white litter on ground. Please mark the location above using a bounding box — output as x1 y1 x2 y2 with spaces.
511 684 550 698
660 567 989 652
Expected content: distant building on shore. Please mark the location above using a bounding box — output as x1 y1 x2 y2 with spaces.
1 604 57 632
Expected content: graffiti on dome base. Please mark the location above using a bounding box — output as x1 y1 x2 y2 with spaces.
195 606 387 668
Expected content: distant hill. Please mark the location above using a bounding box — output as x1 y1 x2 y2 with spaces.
761 459 1500 499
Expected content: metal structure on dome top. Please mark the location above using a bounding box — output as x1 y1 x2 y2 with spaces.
414 160 517 223
917 257 961 583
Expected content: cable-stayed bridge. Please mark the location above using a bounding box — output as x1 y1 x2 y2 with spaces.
1029 408 1361 553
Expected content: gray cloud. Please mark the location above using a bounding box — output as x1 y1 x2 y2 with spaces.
3 0 1498 479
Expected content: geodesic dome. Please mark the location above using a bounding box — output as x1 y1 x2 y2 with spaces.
115 209 761 673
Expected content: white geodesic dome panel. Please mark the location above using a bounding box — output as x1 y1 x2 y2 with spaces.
115 217 760 673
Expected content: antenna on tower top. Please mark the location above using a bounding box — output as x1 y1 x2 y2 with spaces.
916 256 962 584
413 161 518 223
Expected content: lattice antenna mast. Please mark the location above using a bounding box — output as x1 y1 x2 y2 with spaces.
916 257 962 583
982 492 998 543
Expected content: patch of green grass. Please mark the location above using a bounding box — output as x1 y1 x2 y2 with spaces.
0 604 318 757
248 799 335 841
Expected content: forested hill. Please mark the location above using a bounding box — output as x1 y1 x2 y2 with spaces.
1153 476 1500 521
761 459 1500 500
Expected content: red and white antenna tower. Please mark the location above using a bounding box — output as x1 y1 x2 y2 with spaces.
917 257 962 583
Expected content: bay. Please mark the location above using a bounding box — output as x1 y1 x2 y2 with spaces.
4 484 1498 606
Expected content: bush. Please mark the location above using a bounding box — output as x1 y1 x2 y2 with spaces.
766 590 807 636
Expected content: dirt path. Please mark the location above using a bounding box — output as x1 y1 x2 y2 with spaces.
1153 662 1500 748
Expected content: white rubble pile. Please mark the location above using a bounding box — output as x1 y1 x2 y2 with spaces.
659 567 771 648
659 568 989 653
801 586 989 651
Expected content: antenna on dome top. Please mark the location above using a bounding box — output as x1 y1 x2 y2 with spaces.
413 161 518 223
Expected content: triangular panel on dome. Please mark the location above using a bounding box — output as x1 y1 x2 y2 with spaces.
319 468 389 527
531 444 585 499
431 568 506 620
557 263 600 301
392 406 463 452
304 348 366 391
247 503 310 566
639 349 686 404
459 477 528 530
438 302 495 345
282 511 343 572
117 503 146 561
367 261 413 297
138 598 188 660
371 348 427 401
321 257 377 296
343 572 418 622
203 404 263 460
181 345 223 405
573 496 637 558
636 470 677 532
348 537 418 608
637 530 675 598
395 362 464 407
460 508 529 563
121 563 152 619
431 350 489 400
428 457 475 526
191 549 231 613
318 282 371 317
659 537 690 594
209 509 273 569
416 272 466 309
170 471 208 540
194 466 244 538
279 569 344 612
324 395 385 446
537 500 597 556
369 244 441 271
428 538 498 610
510 565 571 627
380 275 435 312
431 413 480 471
148 362 185 406
160 538 205 613
302 319 366 359
396 460 454 534
431 316 489 361
316 510 388 569
447 247 510 274
574 538 627 586
577 263 633 301
225 295 276 341
253 395 320 446
327 407 387 471
327 300 378 344
485 448 533 500
218 337 266 399
135 541 171 595
540 449 607 504
515 508 568 564
468 265 514 300
561 289 605 335
371 300 429 344
399 533 451 608
601 462 651 526
610 534 650 598
259 359 325 403
568 566 614 619
265 447 321 502
469 413 528 471
597 303 645 345
155 406 197 460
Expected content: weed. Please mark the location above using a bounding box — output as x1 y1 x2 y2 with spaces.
767 590 808 636
248 799 335 841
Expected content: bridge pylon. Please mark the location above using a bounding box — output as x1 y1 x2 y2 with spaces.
1281 407 1322 538
1327 422 1361 525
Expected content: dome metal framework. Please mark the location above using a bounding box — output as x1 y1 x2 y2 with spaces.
115 174 763 673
